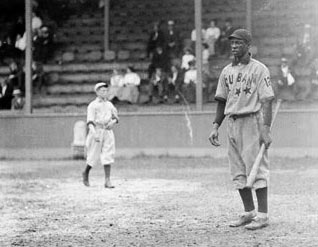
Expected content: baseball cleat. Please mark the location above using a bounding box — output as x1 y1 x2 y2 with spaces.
104 181 115 189
229 212 256 227
245 217 269 230
82 172 90 187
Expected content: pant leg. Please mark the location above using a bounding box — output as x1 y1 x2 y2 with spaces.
86 129 103 167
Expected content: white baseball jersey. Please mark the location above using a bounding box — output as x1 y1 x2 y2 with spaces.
215 58 275 115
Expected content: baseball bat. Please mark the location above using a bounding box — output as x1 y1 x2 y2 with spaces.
245 99 282 188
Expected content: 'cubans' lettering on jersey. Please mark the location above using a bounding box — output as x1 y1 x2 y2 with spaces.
224 73 257 89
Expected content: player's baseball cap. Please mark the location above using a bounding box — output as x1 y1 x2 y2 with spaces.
94 82 108 92
229 29 252 44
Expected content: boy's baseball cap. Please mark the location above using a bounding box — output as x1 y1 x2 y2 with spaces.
94 82 108 92
229 29 252 44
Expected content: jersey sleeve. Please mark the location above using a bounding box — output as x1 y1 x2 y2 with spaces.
110 102 119 121
215 69 228 102
257 67 275 102
86 103 95 125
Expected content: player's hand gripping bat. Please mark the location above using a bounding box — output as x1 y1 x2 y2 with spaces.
245 99 282 189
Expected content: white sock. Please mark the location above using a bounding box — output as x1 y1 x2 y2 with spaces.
258 212 268 218
244 210 256 216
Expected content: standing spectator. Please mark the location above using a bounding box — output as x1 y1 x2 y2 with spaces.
202 43 210 74
148 46 170 78
9 16 25 46
205 19 220 57
219 18 236 57
182 60 197 102
108 69 124 102
149 67 168 104
294 24 315 66
147 21 165 58
33 26 54 63
167 64 184 103
121 67 140 104
32 11 43 34
191 26 206 50
181 47 195 71
11 89 25 110
165 20 181 60
0 79 14 110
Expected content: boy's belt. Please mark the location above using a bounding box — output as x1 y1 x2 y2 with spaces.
229 111 259 120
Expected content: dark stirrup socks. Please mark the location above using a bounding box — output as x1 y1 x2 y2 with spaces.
255 187 268 213
239 188 255 212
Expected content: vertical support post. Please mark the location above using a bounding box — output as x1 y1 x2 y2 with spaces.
25 0 33 114
246 0 252 32
194 0 203 111
103 0 110 59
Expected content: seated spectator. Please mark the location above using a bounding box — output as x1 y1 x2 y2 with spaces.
149 67 168 104
7 61 25 94
108 69 124 102
205 19 220 57
165 20 181 59
181 47 195 71
219 18 236 57
0 78 14 110
120 67 140 104
31 62 46 94
182 60 197 102
147 21 165 58
275 57 296 100
148 46 170 78
11 89 25 110
167 65 184 103
202 43 210 74
33 26 54 63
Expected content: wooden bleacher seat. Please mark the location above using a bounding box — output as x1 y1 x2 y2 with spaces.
117 50 130 61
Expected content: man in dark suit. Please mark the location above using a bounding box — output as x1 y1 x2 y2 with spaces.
165 20 181 60
0 79 14 110
147 21 165 58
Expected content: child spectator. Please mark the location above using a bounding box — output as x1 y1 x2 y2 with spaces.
182 60 197 102
149 67 168 104
148 46 170 78
167 65 184 103
82 82 119 188
276 57 296 100
181 48 195 71
108 69 124 103
121 66 140 104
202 43 210 74
11 89 25 110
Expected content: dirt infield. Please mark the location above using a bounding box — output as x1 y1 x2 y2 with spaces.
1 157 318 247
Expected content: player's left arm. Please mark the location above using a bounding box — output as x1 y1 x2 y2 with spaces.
106 103 119 130
258 67 275 148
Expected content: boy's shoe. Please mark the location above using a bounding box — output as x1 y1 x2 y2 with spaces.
245 217 269 230
82 172 90 187
104 181 115 189
229 212 256 227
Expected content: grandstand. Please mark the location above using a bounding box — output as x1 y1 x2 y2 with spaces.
0 0 317 111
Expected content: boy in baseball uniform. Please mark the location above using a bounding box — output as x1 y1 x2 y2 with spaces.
209 29 275 230
82 82 119 188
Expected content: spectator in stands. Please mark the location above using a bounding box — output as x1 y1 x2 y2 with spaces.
7 61 25 94
219 18 236 57
205 19 220 57
202 43 210 74
108 69 124 103
167 64 184 103
182 60 197 102
121 66 140 104
165 20 181 60
32 11 43 34
11 89 25 110
294 24 315 66
149 67 168 104
191 26 206 50
148 46 170 78
275 57 296 100
31 62 46 94
181 47 195 71
147 21 165 59
0 78 14 110
33 25 54 63
9 16 25 47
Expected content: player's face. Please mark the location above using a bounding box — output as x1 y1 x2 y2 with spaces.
97 87 108 99
230 38 249 57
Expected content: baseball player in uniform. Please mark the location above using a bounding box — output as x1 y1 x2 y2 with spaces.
82 82 119 188
209 29 275 230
